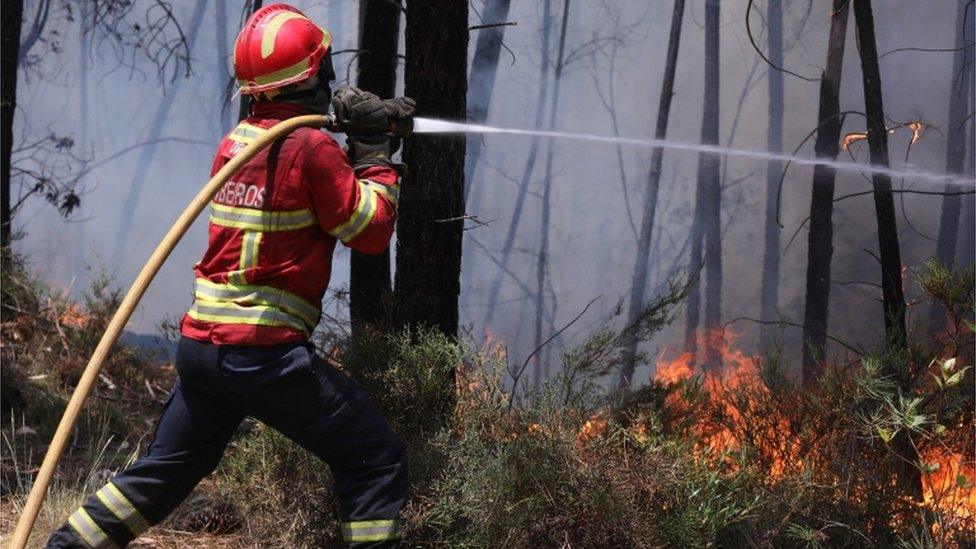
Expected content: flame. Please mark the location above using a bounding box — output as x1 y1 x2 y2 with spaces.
653 349 694 384
651 328 975 534
920 446 975 521
58 304 89 329
577 412 608 442
842 131 868 150
907 121 924 144
842 122 925 150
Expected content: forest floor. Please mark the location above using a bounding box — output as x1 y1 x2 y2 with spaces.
2 252 974 547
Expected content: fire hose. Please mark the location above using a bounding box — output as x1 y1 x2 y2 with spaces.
9 112 409 548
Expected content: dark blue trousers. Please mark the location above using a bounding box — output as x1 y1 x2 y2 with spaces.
48 337 407 548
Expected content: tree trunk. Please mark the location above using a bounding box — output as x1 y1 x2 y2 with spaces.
237 0 263 122
686 0 722 369
851 0 907 357
1 0 24 251
961 112 975 267
483 1 553 330
350 0 401 331
533 0 571 387
802 0 849 383
73 0 91 276
619 0 686 389
464 0 512 202
851 0 920 509
111 1 208 266
929 0 973 334
215 0 231 131
760 0 783 346
392 0 467 337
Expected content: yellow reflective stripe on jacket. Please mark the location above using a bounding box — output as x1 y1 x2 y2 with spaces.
227 122 267 144
195 279 319 330
95 482 150 537
341 519 402 543
329 181 379 243
240 231 262 270
210 203 317 232
363 179 400 205
187 301 309 333
68 507 119 549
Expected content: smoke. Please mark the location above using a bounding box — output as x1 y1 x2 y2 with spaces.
13 0 974 385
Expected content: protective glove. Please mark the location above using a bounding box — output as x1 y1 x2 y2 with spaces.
346 134 399 170
330 85 389 136
384 96 417 133
337 90 416 171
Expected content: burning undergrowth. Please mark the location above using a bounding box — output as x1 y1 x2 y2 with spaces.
2 256 972 547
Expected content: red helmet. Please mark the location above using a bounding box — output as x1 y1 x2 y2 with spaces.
233 3 332 95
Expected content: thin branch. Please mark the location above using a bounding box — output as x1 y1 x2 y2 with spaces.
469 22 518 31
879 43 975 59
724 316 862 355
746 0 817 82
510 295 601 409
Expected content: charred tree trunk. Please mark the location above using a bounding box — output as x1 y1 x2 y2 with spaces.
237 0 263 122
112 1 208 266
350 0 401 331
464 0 512 202
852 0 907 357
392 0 467 336
686 0 722 369
929 0 973 334
760 0 783 345
619 0 686 389
215 0 231 131
851 0 920 509
483 1 553 331
961 113 975 267
801 0 849 383
533 0 571 386
1 0 24 251
72 0 91 276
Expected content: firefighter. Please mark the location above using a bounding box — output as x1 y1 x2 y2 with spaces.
47 4 414 548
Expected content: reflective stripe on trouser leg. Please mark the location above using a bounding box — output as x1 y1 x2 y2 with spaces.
94 482 151 537
342 519 402 543
67 507 119 549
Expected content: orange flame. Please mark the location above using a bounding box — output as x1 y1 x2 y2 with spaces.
58 304 89 329
577 412 608 443
842 122 925 150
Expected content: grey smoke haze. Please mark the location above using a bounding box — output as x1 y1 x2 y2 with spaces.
14 1 974 385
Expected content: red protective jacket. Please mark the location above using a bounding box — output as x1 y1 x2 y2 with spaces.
180 102 398 346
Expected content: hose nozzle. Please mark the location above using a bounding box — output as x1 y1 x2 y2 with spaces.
323 111 414 138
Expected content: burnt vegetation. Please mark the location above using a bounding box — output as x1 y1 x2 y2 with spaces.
2 0 975 547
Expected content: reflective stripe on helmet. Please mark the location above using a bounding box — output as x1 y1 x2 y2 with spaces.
210 203 317 232
261 12 306 59
341 519 402 543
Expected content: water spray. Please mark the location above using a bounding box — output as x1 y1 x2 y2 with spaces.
407 117 975 189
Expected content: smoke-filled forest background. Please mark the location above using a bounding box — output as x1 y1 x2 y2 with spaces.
3 0 974 547
11 0 972 381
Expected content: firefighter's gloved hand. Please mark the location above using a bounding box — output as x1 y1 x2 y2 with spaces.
331 85 390 135
346 134 400 170
384 96 416 129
